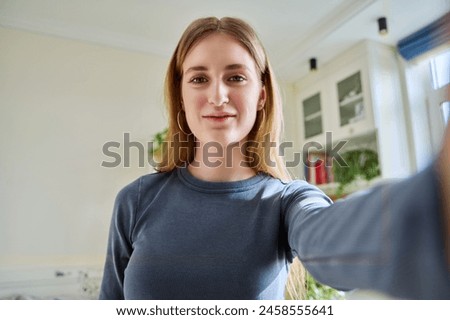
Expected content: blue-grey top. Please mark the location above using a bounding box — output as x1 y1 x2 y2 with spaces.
99 164 449 299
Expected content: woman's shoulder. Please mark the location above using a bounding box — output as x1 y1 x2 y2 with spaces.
115 170 175 203
261 176 332 212
263 175 322 196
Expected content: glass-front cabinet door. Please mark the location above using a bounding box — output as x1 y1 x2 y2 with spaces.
302 92 323 139
337 71 364 126
330 62 374 141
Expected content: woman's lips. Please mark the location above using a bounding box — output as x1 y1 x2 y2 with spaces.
202 114 236 122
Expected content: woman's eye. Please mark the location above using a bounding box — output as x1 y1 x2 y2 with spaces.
229 75 246 82
189 77 207 84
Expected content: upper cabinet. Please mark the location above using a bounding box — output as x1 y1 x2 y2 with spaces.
337 71 364 127
327 57 375 141
297 53 375 144
298 81 329 144
303 92 323 139
294 40 412 181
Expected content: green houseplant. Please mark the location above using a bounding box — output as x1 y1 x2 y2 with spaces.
333 149 380 196
148 128 168 163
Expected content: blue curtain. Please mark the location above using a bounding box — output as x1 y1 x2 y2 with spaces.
397 11 450 61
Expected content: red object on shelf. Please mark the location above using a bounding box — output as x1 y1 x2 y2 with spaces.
315 158 327 185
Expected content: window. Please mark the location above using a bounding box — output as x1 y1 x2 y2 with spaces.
430 49 450 126
403 47 449 171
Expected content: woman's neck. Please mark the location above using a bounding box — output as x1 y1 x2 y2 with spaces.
188 141 256 182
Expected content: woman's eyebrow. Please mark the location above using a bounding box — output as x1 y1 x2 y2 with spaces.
224 64 250 71
184 66 208 74
184 64 250 74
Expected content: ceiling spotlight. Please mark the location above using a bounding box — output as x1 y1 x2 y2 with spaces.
309 58 317 72
378 17 388 35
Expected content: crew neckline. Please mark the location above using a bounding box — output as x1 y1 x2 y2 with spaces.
177 166 268 193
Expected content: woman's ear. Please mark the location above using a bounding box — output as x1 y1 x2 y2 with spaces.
258 86 267 111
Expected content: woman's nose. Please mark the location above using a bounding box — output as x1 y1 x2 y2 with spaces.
208 81 229 106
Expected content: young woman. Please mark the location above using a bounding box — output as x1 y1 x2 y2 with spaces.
99 17 450 299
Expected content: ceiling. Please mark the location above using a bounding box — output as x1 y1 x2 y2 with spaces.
0 0 448 82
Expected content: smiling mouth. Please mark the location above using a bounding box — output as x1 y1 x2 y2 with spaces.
202 115 236 120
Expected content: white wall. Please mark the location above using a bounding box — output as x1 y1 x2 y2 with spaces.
0 27 168 272
279 82 302 179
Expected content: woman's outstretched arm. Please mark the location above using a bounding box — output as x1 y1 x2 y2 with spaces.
438 122 450 267
285 124 450 299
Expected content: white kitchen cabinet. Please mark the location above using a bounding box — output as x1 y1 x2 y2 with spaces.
328 58 375 141
297 81 328 144
294 40 411 184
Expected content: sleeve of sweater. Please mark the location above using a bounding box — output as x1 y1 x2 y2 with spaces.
98 177 140 300
284 164 450 299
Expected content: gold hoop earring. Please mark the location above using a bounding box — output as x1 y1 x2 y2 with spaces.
257 108 266 132
177 110 190 135
259 108 266 123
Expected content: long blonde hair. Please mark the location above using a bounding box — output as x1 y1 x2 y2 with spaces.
159 16 305 299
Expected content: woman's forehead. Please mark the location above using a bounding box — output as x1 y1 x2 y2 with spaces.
182 33 257 72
